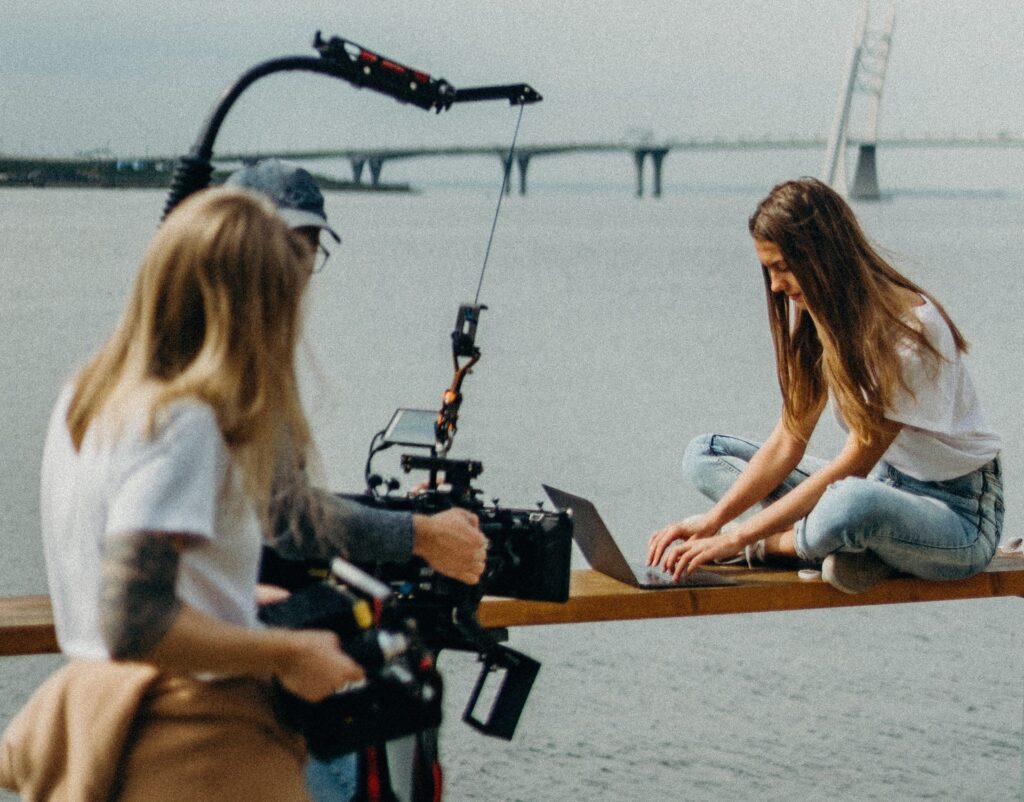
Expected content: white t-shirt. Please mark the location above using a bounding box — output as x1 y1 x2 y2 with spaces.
41 386 263 659
831 297 1001 481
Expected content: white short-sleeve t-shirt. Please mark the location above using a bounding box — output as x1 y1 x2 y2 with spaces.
41 386 263 659
831 297 1001 481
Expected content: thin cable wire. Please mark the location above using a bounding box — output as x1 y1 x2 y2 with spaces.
474 102 525 306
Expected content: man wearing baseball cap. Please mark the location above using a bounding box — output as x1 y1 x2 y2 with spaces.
226 159 341 273
225 159 485 802
227 159 341 239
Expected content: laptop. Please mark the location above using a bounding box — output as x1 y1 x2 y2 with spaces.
543 485 738 588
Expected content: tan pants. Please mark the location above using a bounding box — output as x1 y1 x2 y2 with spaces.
114 675 310 802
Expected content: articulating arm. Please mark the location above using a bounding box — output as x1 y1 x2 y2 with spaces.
162 32 542 218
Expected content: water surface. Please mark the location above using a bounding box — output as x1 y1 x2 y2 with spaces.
0 185 1019 800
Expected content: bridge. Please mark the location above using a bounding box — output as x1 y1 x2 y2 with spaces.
213 138 823 198
212 132 1024 199
3 132 1020 197
214 4 1021 200
6 5 1021 199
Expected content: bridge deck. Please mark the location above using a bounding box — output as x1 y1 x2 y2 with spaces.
1 552 1020 657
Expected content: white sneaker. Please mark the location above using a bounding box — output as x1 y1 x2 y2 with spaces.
712 526 766 568
821 551 896 594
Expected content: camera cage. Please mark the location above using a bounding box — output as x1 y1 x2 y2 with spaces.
355 305 573 740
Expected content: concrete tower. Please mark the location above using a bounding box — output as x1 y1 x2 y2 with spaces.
823 2 896 199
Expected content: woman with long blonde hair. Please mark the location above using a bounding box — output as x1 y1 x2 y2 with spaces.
647 178 1002 593
23 187 364 801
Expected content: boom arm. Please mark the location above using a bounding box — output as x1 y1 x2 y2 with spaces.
162 32 542 217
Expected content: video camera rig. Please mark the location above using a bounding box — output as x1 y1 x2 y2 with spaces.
352 481 572 742
355 305 573 740
261 304 573 747
158 34 571 748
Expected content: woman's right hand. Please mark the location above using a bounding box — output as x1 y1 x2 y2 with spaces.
646 513 721 568
276 629 366 703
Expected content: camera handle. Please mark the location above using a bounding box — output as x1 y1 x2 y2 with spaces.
463 644 541 740
450 597 540 740
400 453 482 503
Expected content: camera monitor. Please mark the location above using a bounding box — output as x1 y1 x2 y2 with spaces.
382 408 439 449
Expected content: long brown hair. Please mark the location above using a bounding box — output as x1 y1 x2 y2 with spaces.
67 187 316 524
748 178 967 442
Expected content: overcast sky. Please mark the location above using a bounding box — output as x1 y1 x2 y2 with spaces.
3 1 1022 159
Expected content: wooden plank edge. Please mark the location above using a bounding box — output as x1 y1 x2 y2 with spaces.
1 553 1022 655
0 595 58 657
479 561 1024 629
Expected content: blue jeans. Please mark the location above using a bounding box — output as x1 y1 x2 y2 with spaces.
682 433 1003 579
305 753 357 802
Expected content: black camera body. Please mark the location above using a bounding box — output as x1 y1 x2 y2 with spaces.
365 412 573 608
356 469 572 606
351 482 572 651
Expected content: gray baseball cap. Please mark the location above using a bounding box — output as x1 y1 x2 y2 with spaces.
225 159 341 243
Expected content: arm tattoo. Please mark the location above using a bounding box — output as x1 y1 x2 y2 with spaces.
99 532 184 660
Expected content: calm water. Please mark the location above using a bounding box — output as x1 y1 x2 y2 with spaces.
0 183 1021 800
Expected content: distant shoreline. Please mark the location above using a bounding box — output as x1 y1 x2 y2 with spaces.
0 180 414 193
0 158 412 193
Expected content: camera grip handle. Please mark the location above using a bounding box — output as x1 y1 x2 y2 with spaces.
462 644 540 740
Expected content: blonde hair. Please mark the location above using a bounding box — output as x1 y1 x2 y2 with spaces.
67 186 316 524
748 178 967 442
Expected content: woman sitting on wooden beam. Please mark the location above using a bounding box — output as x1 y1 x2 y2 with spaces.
648 177 1003 594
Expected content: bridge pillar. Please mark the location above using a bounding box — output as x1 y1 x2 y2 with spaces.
850 143 880 200
368 158 383 187
499 155 513 195
649 148 669 198
515 154 531 196
633 150 646 197
633 149 668 198
350 158 365 185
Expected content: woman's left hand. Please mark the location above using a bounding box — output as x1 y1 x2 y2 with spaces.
647 513 719 567
663 531 744 579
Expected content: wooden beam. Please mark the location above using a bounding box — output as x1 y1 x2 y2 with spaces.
478 551 1024 629
0 595 59 657
1 553 1020 657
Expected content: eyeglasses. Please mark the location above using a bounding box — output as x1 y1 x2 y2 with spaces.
313 243 330 274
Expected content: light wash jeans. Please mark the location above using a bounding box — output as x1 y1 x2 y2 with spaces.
305 753 357 802
682 433 1003 580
